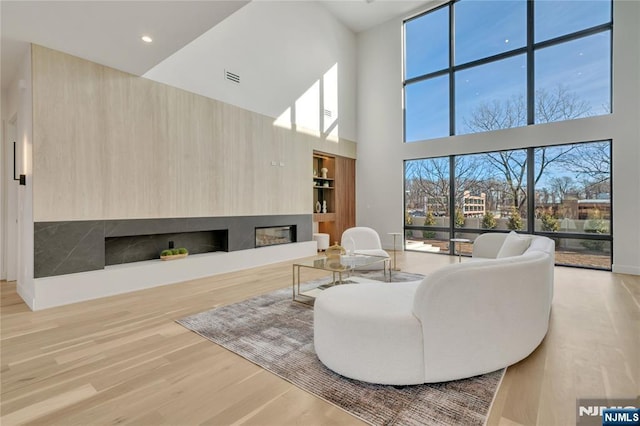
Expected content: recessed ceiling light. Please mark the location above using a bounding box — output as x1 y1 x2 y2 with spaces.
141 35 153 43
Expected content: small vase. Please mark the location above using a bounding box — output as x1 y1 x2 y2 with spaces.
315 201 321 213
322 200 327 213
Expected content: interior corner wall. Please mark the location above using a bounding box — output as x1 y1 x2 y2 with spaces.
356 1 640 274
5 46 35 307
143 1 358 142
1 89 6 280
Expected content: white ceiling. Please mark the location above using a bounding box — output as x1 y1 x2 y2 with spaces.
319 0 433 33
1 1 250 90
1 0 433 91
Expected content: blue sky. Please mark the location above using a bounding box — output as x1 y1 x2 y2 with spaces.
405 0 612 142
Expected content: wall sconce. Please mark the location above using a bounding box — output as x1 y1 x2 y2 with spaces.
13 142 26 185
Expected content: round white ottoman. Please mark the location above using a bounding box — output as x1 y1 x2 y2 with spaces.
313 281 425 385
313 233 330 251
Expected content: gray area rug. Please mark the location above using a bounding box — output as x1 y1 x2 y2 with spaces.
177 272 504 425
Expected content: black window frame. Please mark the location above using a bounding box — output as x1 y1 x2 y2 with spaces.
403 0 613 142
403 140 613 270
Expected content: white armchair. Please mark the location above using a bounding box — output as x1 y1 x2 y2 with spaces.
341 227 390 271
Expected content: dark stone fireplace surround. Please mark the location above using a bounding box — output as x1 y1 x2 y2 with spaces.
34 215 312 278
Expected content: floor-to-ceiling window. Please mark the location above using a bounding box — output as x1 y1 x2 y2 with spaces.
404 157 451 252
402 0 613 269
404 140 612 269
532 141 612 268
404 0 612 142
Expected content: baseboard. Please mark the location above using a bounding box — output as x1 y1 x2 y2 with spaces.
16 281 35 310
612 264 640 276
32 241 317 311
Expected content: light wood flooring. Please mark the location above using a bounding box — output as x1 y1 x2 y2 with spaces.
1 251 638 425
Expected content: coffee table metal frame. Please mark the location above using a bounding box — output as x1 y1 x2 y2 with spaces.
292 254 389 304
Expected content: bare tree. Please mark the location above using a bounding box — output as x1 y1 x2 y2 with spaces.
483 150 528 210
463 94 526 132
405 157 450 216
405 156 487 218
558 142 610 185
454 155 488 209
535 85 591 123
549 176 575 204
464 84 592 210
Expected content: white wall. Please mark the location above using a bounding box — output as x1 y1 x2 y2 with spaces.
357 1 640 275
144 1 358 142
2 46 35 304
1 49 29 284
33 241 316 310
2 119 18 281
0 91 4 280
1 90 6 280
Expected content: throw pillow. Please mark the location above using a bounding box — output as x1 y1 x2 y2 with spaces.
496 231 531 258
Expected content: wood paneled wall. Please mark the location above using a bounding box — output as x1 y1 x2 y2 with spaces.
334 155 356 236
318 154 355 244
31 46 355 221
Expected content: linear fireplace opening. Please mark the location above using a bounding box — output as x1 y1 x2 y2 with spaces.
255 225 296 248
105 229 228 266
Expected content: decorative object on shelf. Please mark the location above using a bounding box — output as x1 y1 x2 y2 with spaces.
160 247 189 261
313 169 317 177
321 167 328 179
322 200 327 213
323 182 329 187
315 201 322 213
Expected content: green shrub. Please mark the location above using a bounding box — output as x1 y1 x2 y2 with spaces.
422 230 436 239
177 247 189 255
482 212 497 229
160 249 173 257
423 211 436 239
171 248 180 255
540 212 559 232
405 212 413 226
582 210 608 251
507 206 523 231
454 208 465 228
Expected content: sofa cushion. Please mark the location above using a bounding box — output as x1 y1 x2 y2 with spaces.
314 281 425 384
497 231 531 258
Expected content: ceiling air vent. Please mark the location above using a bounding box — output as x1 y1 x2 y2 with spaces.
225 70 240 84
324 109 332 118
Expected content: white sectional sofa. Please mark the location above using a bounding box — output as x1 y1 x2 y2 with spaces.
314 232 555 385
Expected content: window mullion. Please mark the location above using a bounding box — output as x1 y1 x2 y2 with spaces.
449 155 456 253
403 0 611 142
449 2 455 137
527 0 535 125
527 147 535 234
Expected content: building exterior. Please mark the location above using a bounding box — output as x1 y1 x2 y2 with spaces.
462 191 486 218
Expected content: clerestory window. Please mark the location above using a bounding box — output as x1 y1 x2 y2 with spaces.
403 0 612 142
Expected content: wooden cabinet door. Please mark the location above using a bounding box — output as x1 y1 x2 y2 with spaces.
319 155 355 244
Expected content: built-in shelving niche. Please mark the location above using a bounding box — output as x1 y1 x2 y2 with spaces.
105 230 229 266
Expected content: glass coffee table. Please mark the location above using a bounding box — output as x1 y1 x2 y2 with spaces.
292 254 389 303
